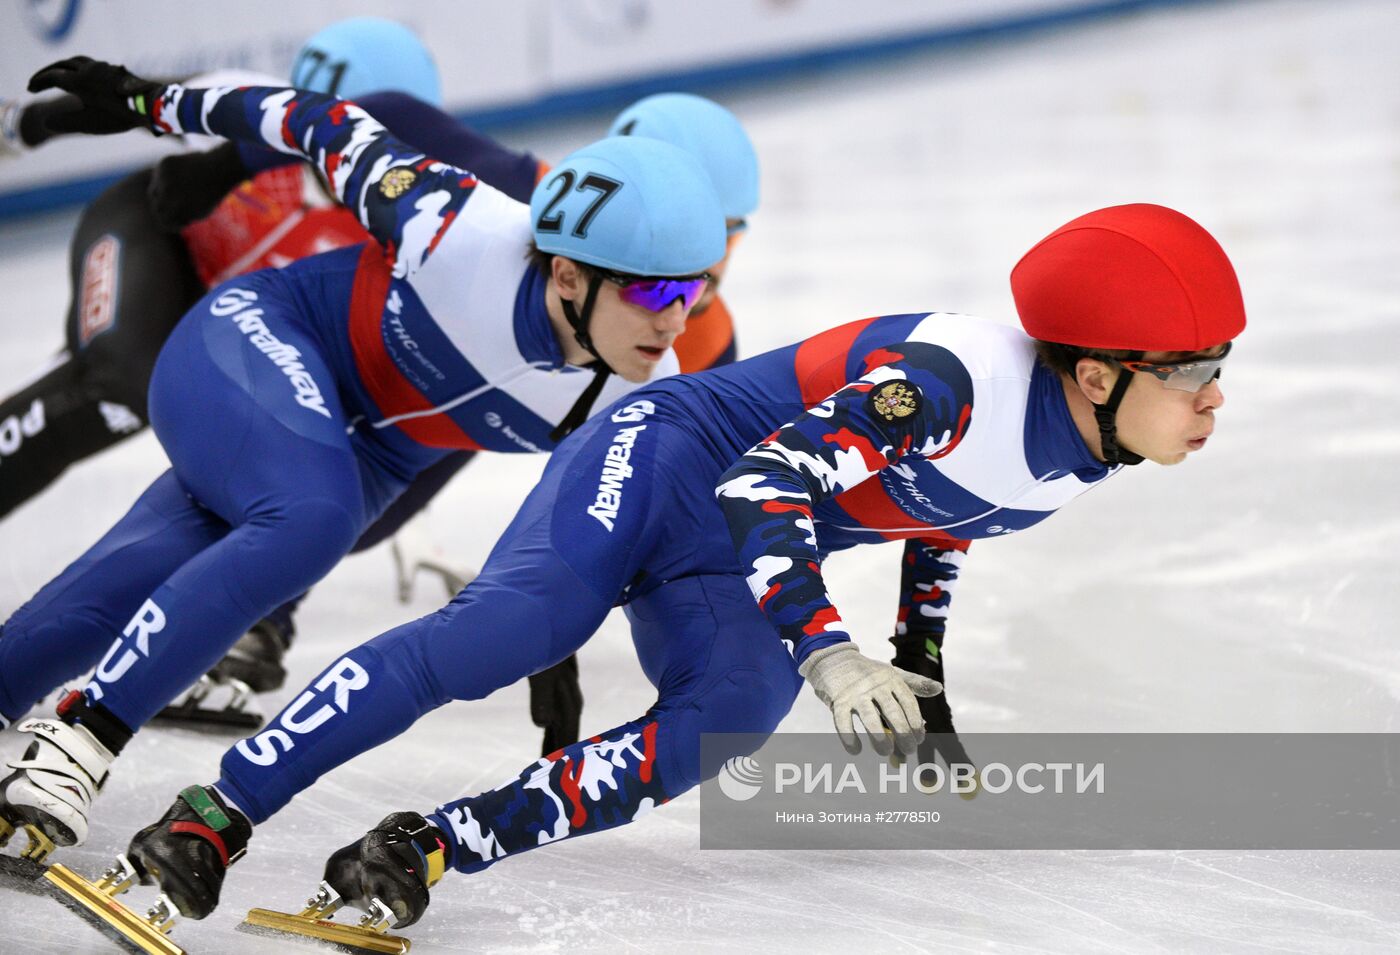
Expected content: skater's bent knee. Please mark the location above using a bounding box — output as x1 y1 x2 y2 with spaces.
694 666 794 738
251 498 360 561
663 665 797 788
221 498 361 610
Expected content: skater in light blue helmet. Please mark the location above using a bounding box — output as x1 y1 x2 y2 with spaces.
291 16 443 106
1 51 728 877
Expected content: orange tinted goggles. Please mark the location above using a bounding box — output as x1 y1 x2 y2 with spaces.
1116 342 1232 392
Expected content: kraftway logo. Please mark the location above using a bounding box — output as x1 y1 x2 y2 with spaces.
210 288 332 419
484 410 544 452
587 399 655 531
610 399 654 425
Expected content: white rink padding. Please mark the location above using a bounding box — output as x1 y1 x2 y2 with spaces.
3 1 1400 951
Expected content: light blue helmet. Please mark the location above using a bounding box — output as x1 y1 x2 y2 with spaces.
292 17 442 107
531 136 726 277
608 93 759 221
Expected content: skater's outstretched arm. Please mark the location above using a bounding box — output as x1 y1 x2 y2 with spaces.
147 91 546 231
890 539 975 769
30 58 481 278
3 69 179 154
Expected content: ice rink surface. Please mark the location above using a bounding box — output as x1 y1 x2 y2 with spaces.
3 0 1400 951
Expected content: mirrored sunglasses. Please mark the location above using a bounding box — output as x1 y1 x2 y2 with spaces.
599 269 711 313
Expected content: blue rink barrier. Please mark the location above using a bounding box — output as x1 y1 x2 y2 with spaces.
0 0 1229 222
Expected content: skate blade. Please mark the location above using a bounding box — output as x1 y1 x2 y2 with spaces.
391 524 476 603
150 679 264 733
416 557 476 598
149 704 265 733
44 862 185 955
390 530 425 603
241 907 411 954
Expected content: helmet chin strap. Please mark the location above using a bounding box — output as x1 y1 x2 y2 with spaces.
559 275 611 370
552 273 616 443
1086 352 1145 467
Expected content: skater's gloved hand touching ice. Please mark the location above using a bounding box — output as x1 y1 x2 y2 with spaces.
528 654 584 757
323 811 449 929
890 632 975 771
799 643 941 757
27 57 164 136
907 689 976 771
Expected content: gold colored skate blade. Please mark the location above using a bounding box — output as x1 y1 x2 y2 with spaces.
20 823 56 862
44 863 185 955
243 907 411 954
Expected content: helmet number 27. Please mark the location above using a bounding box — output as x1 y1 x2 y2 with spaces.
536 171 622 239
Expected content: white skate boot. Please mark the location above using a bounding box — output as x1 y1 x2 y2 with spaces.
0 717 114 847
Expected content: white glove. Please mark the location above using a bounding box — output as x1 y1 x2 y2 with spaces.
799 643 942 757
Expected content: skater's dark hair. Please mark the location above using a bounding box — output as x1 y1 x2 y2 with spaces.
526 242 598 283
1033 340 1137 379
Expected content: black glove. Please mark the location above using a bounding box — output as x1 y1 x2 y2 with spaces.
27 56 164 136
914 687 974 770
528 654 583 757
890 632 974 771
148 143 252 231
323 811 448 929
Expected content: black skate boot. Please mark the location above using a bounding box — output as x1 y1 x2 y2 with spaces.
210 604 296 693
127 784 252 919
323 812 449 929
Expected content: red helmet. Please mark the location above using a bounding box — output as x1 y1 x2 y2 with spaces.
1011 204 1245 352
